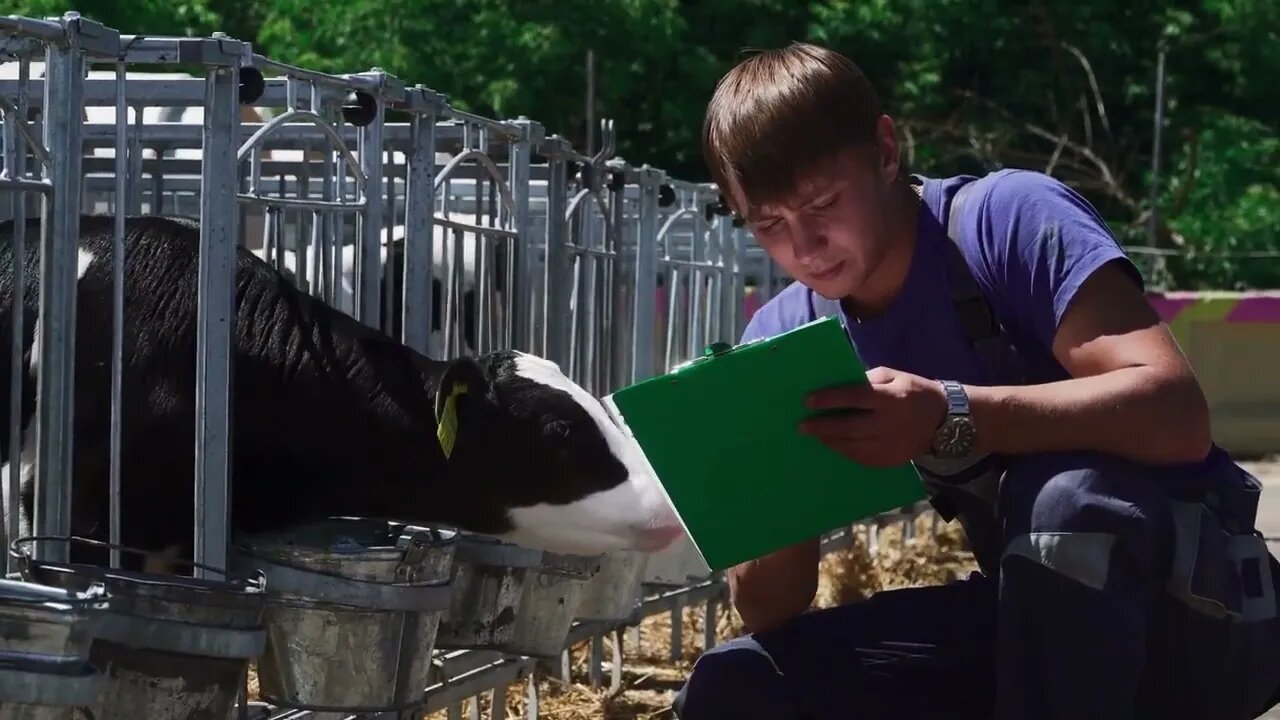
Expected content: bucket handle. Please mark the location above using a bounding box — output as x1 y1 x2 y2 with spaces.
231 550 454 613
9 535 268 593
0 576 110 609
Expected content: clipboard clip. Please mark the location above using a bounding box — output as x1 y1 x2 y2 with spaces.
703 341 733 358
668 341 735 375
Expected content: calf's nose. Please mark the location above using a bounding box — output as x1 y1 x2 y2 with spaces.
633 522 685 552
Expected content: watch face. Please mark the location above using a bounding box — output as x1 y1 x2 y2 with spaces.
934 416 976 458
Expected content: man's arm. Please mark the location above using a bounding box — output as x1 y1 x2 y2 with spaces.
801 172 1213 468
965 258 1212 465
960 171 1211 465
727 538 820 634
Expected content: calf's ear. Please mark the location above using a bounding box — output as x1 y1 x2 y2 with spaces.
435 356 491 459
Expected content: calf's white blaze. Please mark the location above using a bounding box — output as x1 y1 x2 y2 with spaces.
3 248 97 543
27 249 96 373
502 352 683 555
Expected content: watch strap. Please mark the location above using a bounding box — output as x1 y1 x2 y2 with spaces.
939 380 969 417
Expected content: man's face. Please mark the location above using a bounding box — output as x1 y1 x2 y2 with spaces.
736 140 898 301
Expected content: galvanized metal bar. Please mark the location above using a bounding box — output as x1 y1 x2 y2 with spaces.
508 119 538 353
0 95 51 169
0 177 50 195
401 93 441 354
608 170 628 391
0 77 292 108
32 29 89 564
108 59 127 569
630 167 661 381
689 210 707 359
588 634 603 688
0 15 65 42
127 107 143 214
579 199 602 393
416 657 536 715
439 109 523 141
18 115 492 148
193 57 241 578
717 216 735 342
355 80 386 330
251 54 396 98
234 193 364 212
473 171 493 356
541 137 571 368
492 685 507 720
2 60 32 575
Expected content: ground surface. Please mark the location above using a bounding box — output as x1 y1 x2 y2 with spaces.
249 458 1280 719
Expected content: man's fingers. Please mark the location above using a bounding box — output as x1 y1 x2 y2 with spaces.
865 366 896 384
806 383 878 410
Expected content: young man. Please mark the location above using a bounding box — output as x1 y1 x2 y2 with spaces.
673 42 1280 720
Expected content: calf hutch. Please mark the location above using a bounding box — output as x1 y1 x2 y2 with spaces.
0 12 936 720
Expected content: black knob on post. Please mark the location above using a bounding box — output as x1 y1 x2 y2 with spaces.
238 66 265 105
658 183 676 208
341 90 378 127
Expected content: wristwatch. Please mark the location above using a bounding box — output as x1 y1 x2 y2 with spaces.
930 380 977 459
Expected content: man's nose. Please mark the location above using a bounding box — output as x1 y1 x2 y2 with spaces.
791 217 827 261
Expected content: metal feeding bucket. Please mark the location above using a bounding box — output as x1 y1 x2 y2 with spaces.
433 534 543 651
575 549 649 622
9 536 267 720
230 518 456 713
0 577 109 720
501 551 602 658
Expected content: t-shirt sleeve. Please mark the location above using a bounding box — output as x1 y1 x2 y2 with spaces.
738 282 809 344
970 170 1144 350
740 299 782 344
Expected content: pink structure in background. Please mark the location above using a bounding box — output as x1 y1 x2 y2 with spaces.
656 286 1280 350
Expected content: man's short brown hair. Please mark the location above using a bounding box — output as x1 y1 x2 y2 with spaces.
701 43 884 217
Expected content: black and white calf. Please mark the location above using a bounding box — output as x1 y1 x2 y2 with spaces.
0 214 682 572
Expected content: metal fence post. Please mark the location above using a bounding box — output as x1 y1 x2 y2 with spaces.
355 71 388 331
718 218 737 342
607 161 628 392
541 135 572 368
400 86 445 355
689 197 707 359
193 38 243 578
508 118 541 354
32 13 102 563
630 165 661 382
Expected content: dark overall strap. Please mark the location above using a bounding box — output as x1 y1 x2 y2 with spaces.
936 181 1026 384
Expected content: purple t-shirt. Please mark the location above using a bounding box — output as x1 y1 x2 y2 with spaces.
741 169 1142 388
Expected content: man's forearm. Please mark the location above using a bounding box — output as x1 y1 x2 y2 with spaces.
965 366 1212 465
727 538 819 634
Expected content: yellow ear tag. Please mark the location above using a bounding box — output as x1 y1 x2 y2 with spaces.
436 381 469 459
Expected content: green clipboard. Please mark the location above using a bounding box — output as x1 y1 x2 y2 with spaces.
603 315 926 572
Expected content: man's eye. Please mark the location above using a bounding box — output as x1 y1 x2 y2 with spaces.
812 196 836 209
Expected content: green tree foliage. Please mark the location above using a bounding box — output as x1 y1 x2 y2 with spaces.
7 0 1277 288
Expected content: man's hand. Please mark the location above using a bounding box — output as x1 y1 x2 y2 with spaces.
799 366 948 467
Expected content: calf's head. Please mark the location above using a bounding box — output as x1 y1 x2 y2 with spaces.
432 350 684 556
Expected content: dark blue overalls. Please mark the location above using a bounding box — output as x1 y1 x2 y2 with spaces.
672 181 1280 720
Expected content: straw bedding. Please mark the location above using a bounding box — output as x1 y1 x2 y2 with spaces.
240 512 976 718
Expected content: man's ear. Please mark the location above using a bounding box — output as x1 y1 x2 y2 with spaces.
874 114 901 181
434 356 491 459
